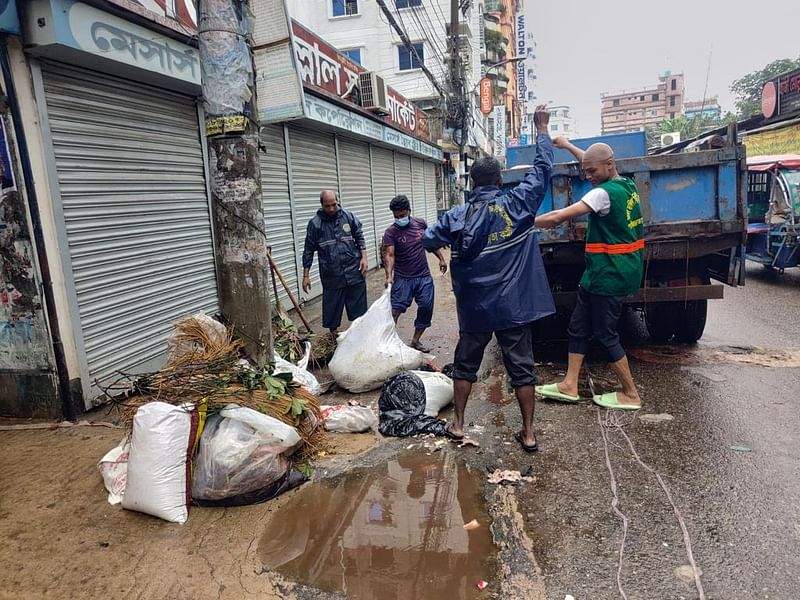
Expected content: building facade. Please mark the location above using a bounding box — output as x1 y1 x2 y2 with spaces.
601 72 685 134
547 104 579 139
0 0 442 416
685 97 722 121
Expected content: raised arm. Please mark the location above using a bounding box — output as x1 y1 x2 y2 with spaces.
553 136 585 162
506 105 554 215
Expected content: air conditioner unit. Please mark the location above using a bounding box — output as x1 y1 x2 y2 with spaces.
359 72 389 114
660 132 681 147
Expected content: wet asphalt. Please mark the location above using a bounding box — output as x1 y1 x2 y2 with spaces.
465 264 800 600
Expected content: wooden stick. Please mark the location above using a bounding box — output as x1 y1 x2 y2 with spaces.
266 251 313 333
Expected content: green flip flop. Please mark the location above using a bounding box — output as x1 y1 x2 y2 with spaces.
593 392 641 411
535 383 579 403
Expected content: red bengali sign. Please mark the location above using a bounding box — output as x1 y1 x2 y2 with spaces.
291 20 430 140
480 77 493 115
762 80 777 118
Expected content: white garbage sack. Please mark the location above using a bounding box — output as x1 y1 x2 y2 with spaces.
274 342 321 396
192 405 301 502
329 288 426 392
122 402 198 524
98 437 130 505
321 404 378 433
412 370 455 417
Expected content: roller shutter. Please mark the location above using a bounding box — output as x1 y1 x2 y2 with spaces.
424 161 439 223
337 137 377 268
40 62 218 401
410 157 426 223
393 152 413 212
370 146 396 261
287 126 338 299
260 124 297 306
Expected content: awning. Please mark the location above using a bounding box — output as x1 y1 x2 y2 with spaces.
747 155 800 171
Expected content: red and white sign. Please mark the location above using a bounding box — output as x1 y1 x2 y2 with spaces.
291 20 430 140
762 80 777 119
479 77 493 115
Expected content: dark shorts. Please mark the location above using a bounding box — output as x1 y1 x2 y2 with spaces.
391 275 434 329
452 324 536 388
567 286 626 362
322 281 367 330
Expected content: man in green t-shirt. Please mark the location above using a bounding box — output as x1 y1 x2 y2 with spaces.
534 138 643 410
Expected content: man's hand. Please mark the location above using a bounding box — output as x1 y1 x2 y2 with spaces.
553 135 570 149
302 274 311 294
439 259 448 275
533 104 549 134
359 256 369 275
385 272 394 288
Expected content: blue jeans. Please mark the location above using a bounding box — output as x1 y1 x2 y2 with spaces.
391 275 434 329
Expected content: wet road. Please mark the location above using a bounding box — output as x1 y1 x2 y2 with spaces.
474 264 800 599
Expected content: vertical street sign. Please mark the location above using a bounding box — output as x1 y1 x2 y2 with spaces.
480 77 493 115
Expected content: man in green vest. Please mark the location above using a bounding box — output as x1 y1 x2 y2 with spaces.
534 138 643 410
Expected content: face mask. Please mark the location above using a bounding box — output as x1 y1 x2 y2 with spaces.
395 216 410 227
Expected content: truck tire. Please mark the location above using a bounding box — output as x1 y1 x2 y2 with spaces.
644 303 677 342
673 300 708 343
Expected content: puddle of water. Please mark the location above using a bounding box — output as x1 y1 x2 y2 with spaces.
258 451 495 600
486 368 513 406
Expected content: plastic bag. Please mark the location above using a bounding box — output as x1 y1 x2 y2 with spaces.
98 437 130 505
321 404 378 433
411 370 454 417
122 402 200 524
378 372 449 437
274 342 321 396
192 405 301 503
329 289 426 392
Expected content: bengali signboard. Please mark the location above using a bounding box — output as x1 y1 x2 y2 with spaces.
744 123 800 156
762 67 800 119
493 105 506 159
291 20 431 141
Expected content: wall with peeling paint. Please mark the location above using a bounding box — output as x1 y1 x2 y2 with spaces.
0 92 58 417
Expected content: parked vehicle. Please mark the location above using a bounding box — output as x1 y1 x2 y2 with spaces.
745 155 800 271
502 131 747 343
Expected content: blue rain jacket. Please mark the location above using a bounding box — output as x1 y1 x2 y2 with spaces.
303 208 366 290
423 134 555 332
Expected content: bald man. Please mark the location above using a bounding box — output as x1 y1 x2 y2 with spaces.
534 138 644 410
302 190 369 334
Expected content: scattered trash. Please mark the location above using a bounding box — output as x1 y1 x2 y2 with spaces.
98 437 130 505
320 404 378 433
639 413 674 424
329 289 427 392
476 580 489 591
441 363 455 378
730 445 752 453
487 469 534 485
273 312 309 365
378 372 449 437
310 330 337 368
122 402 200 524
273 343 321 396
456 438 481 448
463 519 480 531
411 370 454 417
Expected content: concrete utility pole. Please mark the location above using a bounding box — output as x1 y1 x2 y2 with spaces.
448 0 468 202
198 0 272 365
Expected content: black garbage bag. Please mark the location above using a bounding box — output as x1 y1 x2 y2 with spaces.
378 372 449 437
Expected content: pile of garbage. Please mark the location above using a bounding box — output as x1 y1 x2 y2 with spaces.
98 314 322 523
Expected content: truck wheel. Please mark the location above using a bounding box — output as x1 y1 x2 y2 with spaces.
673 300 708 343
645 303 676 342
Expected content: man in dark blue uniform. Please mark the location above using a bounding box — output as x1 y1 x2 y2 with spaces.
302 190 369 334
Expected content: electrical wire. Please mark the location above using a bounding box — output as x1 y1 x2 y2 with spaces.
392 1 447 82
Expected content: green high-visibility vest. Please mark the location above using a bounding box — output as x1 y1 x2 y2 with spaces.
579 177 644 297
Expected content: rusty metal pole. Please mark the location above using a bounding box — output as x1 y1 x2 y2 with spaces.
198 0 272 365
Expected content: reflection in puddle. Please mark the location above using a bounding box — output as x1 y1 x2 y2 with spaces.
259 452 494 600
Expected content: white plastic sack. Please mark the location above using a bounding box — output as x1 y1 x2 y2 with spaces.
122 402 197 524
329 288 426 392
321 404 378 433
274 342 321 396
412 370 455 417
192 406 300 501
98 437 130 505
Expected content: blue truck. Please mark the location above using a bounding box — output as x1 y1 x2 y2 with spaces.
502 130 747 342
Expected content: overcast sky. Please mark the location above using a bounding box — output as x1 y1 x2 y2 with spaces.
527 0 800 137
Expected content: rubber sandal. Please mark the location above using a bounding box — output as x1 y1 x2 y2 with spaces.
593 392 641 411
535 383 579 403
411 341 432 353
445 422 464 440
514 431 538 453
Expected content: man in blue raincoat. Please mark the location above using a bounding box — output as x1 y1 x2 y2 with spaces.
422 105 554 452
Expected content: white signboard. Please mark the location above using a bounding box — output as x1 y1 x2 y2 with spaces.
493 105 506 159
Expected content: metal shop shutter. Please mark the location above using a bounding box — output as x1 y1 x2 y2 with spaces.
40 62 218 401
370 146 396 262
394 152 413 211
260 124 297 306
424 161 439 223
410 157 427 223
287 126 338 300
337 137 378 268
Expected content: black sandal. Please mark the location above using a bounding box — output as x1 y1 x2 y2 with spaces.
445 422 465 440
514 431 538 453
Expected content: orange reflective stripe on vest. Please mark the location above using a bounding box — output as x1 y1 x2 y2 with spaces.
584 239 645 255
